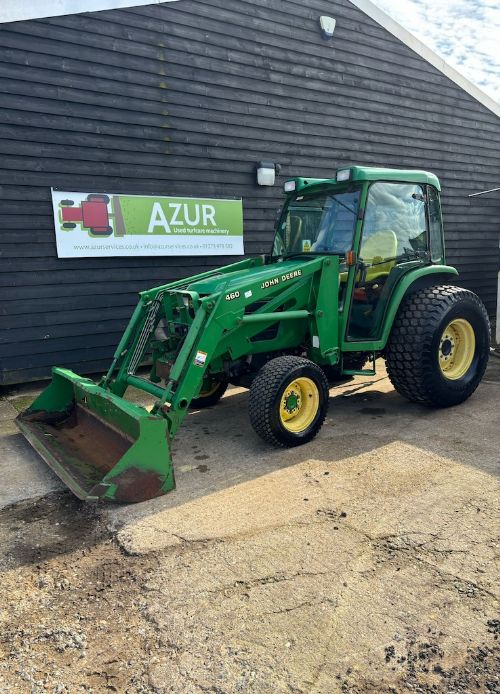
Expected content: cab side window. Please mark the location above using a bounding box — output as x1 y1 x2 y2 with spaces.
347 182 429 341
361 182 427 264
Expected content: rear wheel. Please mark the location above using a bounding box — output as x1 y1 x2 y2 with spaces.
191 379 228 408
249 356 329 447
385 285 490 407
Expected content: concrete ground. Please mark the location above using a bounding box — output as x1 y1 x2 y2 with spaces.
0 359 498 693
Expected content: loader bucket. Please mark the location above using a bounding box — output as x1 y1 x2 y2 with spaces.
16 368 175 502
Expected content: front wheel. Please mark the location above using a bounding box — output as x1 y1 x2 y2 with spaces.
249 356 329 447
385 285 490 407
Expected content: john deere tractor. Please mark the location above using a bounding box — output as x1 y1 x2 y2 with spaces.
17 166 490 502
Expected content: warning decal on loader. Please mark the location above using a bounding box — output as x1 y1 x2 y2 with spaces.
194 351 208 367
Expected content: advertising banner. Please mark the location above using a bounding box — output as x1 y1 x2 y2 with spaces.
51 190 244 258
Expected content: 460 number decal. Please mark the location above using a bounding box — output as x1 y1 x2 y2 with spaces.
225 291 240 301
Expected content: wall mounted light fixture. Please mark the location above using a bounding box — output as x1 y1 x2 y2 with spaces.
257 161 278 186
319 15 336 39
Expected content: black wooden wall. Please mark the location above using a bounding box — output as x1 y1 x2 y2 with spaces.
1 0 499 384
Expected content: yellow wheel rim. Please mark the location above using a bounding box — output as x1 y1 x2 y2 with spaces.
199 381 220 398
438 318 475 380
279 377 319 433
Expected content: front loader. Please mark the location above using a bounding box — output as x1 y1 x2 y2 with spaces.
17 166 490 502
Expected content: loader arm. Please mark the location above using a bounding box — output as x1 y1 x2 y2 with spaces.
105 253 337 437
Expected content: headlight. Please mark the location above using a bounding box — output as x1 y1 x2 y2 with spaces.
284 180 296 192
336 169 351 182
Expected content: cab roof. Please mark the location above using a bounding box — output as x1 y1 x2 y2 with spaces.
288 166 441 194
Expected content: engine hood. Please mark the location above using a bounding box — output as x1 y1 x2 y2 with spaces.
186 259 312 296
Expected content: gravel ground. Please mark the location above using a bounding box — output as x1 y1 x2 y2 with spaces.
0 360 498 693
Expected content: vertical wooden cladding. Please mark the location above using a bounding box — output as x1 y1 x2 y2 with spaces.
0 0 499 383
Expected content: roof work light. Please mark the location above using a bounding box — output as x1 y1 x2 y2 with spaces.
336 168 351 182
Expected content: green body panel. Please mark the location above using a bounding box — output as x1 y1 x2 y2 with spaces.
186 259 308 295
349 166 440 189
17 167 459 502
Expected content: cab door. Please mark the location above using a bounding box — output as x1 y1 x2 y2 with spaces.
346 181 429 341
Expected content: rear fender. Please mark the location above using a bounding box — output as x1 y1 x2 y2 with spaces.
381 266 459 349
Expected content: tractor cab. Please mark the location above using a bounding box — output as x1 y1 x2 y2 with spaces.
273 166 445 339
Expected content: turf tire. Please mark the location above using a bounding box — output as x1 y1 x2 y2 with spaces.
249 355 329 447
385 285 490 407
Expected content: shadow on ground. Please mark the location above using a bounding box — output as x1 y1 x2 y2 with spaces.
109 359 499 529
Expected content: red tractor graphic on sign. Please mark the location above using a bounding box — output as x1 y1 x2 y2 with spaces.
60 195 113 237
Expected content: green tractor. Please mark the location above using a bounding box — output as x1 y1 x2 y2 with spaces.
17 166 490 502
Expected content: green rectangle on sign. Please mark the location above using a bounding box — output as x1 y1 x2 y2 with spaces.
116 196 243 237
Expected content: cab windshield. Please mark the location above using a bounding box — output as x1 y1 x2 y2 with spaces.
272 188 361 258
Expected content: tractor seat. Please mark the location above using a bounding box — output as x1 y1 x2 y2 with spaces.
360 229 398 283
338 229 398 286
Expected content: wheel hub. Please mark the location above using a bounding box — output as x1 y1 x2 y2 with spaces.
279 377 319 433
439 335 454 359
438 319 475 380
284 390 301 414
